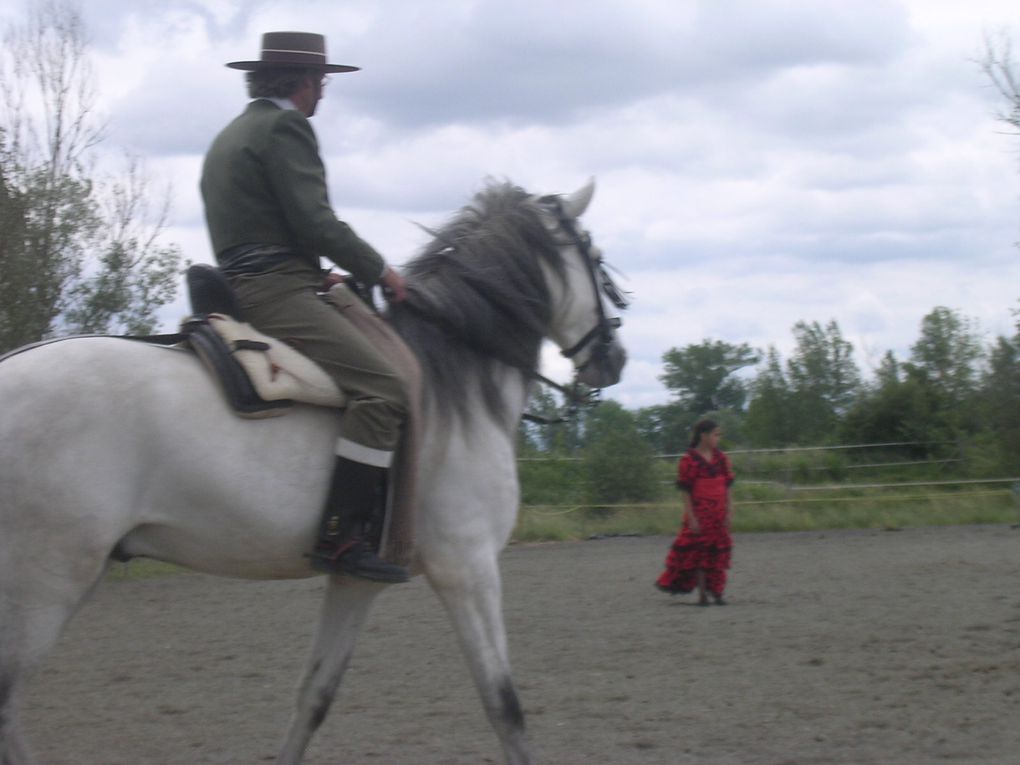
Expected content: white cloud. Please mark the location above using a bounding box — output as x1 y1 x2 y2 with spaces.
9 0 1020 410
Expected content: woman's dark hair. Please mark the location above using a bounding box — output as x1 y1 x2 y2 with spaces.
246 67 320 99
688 418 718 449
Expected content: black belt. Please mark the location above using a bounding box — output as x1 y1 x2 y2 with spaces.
218 244 297 276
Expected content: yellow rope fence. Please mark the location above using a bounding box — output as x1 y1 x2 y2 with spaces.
522 489 1014 515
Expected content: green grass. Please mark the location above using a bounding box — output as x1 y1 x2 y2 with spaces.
105 559 186 581
512 488 1019 542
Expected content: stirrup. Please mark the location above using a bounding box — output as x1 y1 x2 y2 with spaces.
307 539 410 583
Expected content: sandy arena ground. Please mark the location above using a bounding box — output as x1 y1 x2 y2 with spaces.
19 525 1020 765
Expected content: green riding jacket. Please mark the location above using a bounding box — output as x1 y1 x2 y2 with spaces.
200 99 385 285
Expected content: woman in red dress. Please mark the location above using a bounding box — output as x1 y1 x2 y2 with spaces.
656 419 734 605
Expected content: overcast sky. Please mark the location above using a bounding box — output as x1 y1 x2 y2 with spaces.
7 0 1020 408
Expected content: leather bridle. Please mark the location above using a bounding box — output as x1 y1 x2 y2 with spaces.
523 198 629 424
547 198 629 372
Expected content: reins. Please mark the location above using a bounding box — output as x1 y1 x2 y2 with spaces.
521 372 603 425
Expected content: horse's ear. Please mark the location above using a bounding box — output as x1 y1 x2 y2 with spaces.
560 178 596 219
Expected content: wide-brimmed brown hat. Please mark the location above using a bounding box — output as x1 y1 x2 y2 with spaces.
226 31 358 73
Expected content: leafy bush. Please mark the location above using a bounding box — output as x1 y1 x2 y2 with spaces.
581 402 658 505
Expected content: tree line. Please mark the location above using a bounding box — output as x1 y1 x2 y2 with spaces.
520 303 1020 486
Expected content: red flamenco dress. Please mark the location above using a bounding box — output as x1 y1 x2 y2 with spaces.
656 448 735 597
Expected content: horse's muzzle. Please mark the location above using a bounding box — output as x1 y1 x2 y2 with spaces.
576 341 626 389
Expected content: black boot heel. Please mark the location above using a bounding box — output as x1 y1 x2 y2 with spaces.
307 456 410 583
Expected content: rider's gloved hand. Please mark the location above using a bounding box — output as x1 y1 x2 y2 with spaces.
380 266 407 304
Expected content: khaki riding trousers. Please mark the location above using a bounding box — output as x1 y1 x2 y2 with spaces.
227 260 408 465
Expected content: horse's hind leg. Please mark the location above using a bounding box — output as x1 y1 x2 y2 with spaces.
0 672 30 765
276 578 383 765
1 650 37 765
0 596 95 765
427 554 532 765
0 553 109 765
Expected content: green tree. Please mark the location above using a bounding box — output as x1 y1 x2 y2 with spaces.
840 351 930 446
893 306 982 447
659 339 759 414
842 307 984 454
978 41 1020 470
786 319 861 442
744 345 797 446
0 0 182 353
904 306 982 410
974 304 1020 471
634 401 694 455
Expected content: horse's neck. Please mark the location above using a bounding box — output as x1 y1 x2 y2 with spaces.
488 364 532 432
386 299 539 437
432 362 531 437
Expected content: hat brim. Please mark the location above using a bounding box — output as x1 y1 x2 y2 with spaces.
226 61 359 73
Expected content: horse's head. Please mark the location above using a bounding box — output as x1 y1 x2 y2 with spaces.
533 180 628 389
393 179 628 423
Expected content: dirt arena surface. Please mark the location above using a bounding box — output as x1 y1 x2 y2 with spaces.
21 525 1020 765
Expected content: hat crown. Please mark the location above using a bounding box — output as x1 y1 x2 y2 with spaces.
259 31 326 65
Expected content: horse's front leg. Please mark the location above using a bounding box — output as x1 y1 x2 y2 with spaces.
276 577 384 765
426 552 532 765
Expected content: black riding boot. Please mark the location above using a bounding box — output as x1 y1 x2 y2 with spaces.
307 456 410 583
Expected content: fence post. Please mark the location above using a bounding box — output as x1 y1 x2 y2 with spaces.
1012 483 1020 528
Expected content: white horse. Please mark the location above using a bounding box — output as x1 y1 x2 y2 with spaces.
0 180 626 765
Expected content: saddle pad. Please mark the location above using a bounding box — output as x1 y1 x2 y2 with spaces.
206 314 348 409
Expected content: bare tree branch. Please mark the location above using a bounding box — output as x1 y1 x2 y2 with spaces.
979 31 1020 134
0 0 182 351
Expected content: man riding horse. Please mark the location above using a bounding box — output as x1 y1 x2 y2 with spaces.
200 31 410 583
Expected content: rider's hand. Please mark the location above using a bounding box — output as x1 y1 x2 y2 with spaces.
380 266 407 304
321 270 346 290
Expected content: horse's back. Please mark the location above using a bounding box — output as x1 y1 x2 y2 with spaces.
0 339 203 539
0 338 332 567
0 336 201 416
0 335 327 446
0 338 211 482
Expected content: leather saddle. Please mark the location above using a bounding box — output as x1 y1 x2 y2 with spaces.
183 264 295 418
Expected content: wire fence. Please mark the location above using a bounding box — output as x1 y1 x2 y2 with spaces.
517 439 1020 522
523 485 1019 515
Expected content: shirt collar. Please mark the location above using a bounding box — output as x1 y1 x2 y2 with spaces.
258 97 298 111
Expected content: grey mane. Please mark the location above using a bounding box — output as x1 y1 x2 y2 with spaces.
388 182 565 423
